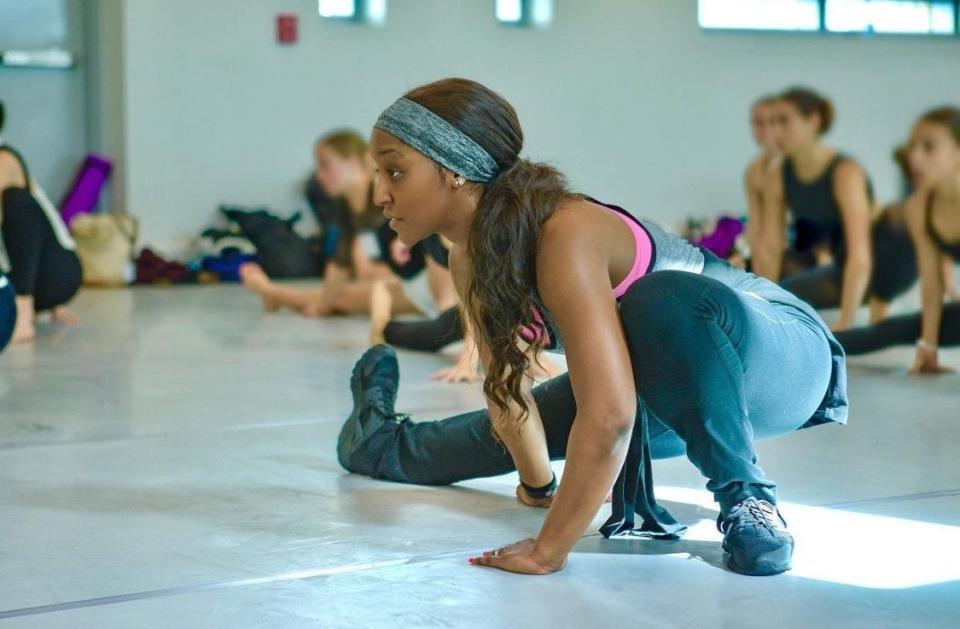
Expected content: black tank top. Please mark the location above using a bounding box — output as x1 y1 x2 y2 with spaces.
782 154 873 256
926 193 960 259
0 144 33 274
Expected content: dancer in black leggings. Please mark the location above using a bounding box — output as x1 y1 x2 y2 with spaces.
335 79 846 577
0 102 82 343
835 304 959 355
838 107 960 372
374 234 462 353
383 304 462 351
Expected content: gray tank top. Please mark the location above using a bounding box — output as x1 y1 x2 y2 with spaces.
643 218 706 275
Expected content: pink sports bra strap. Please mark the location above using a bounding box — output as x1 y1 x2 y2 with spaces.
609 208 653 299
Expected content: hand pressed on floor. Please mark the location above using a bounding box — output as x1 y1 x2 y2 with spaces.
469 538 566 575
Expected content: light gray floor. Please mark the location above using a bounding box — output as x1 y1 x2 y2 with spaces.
1 285 958 628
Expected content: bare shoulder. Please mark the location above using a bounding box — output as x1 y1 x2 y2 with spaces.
538 198 609 260
0 151 19 174
834 158 866 185
0 151 25 190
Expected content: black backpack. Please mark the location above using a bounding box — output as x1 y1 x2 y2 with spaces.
219 205 324 278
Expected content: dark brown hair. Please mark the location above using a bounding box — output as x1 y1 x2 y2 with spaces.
318 129 368 160
781 87 834 135
919 106 960 146
403 78 574 425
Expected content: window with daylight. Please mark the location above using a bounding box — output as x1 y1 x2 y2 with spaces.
698 0 822 31
318 0 387 25
699 0 958 35
495 0 554 28
825 0 956 35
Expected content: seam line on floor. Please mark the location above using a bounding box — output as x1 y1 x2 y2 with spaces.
819 488 960 509
0 548 473 620
0 417 344 452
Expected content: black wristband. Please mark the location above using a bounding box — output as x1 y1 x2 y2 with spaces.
521 473 557 499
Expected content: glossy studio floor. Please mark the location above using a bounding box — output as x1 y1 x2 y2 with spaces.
0 284 957 628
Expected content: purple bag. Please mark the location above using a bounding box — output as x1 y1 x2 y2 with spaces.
695 217 744 258
60 154 113 226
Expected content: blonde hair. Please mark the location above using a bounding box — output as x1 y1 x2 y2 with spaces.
317 129 368 160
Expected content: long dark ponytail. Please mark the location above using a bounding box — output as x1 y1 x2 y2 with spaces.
404 78 574 423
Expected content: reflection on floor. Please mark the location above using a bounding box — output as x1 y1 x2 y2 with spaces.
0 285 957 628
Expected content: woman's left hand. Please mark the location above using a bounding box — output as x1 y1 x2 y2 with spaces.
909 345 956 375
469 539 566 575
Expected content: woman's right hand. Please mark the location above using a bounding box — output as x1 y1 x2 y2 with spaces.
431 360 482 383
909 343 955 375
431 347 481 383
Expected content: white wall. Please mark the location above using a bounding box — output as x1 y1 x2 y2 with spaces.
114 0 960 254
0 0 89 202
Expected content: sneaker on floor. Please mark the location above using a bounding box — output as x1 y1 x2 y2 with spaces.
718 497 794 576
336 344 404 473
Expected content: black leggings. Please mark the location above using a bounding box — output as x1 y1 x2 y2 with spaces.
1 188 82 312
344 257 838 515
781 209 917 309
0 275 15 352
383 306 463 352
834 303 960 355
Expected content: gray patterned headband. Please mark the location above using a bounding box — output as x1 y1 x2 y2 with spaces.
374 97 499 183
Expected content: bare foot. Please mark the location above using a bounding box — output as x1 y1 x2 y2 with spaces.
431 361 482 383
239 263 280 312
12 320 35 343
297 301 332 318
51 306 79 326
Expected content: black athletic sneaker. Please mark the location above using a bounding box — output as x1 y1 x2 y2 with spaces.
336 345 405 473
718 497 794 576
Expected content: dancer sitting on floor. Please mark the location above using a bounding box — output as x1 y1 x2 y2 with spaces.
0 100 81 343
241 130 417 318
753 87 917 329
336 78 847 577
836 107 960 373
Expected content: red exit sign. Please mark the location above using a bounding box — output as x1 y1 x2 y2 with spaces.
276 14 298 44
